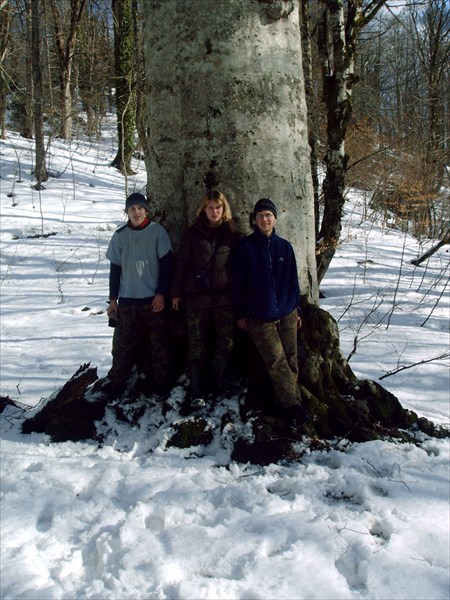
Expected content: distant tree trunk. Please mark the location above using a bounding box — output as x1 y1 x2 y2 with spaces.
315 0 386 284
111 0 137 175
411 0 449 194
47 0 87 140
23 1 35 140
132 0 147 155
300 0 320 239
0 1 12 139
78 1 113 139
31 0 48 186
315 0 355 284
140 0 425 442
411 228 450 266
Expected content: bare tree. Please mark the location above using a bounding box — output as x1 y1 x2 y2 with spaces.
46 0 87 140
411 0 449 193
314 0 387 284
110 0 136 175
300 0 321 238
0 0 34 138
132 0 147 155
31 0 48 186
77 0 113 138
354 2 449 239
0 1 12 138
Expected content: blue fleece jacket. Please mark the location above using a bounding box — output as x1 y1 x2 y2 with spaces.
232 228 301 321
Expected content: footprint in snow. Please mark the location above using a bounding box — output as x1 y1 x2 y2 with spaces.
36 504 53 532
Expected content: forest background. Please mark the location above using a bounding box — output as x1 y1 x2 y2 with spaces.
1 0 448 255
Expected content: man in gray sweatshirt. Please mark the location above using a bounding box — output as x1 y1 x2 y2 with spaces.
105 192 173 400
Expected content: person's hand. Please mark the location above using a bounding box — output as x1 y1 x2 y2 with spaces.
107 299 118 318
152 293 165 312
297 316 302 330
237 318 247 332
172 297 182 311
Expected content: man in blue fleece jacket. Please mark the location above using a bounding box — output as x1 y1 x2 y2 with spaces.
233 198 306 425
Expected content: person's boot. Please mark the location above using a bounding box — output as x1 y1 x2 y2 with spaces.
189 363 206 408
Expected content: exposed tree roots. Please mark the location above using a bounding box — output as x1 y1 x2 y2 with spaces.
15 307 448 464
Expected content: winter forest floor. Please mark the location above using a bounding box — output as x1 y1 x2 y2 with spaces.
1 127 449 600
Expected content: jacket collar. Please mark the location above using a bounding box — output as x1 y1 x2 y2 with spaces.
253 227 276 242
194 217 228 235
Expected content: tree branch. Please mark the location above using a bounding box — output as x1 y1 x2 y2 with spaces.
411 229 450 266
379 352 450 380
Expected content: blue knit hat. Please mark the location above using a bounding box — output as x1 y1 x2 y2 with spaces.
125 192 150 212
253 198 277 218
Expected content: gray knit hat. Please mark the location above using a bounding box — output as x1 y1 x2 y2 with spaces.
125 192 150 212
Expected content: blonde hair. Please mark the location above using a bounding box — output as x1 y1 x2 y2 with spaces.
195 189 233 223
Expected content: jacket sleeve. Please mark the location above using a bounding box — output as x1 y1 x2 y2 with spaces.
109 262 121 300
289 246 302 315
156 250 174 296
232 241 247 319
170 229 192 298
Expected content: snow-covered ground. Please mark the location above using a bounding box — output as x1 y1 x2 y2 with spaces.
1 129 449 599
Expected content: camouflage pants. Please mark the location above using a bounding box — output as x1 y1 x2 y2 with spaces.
246 309 301 408
108 303 171 390
186 305 234 365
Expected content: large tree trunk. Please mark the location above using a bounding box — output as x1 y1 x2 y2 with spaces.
144 0 318 303
141 0 428 442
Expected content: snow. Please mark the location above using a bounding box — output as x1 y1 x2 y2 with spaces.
1 127 449 600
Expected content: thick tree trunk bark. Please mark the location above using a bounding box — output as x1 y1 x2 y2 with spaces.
143 0 318 303
141 0 432 442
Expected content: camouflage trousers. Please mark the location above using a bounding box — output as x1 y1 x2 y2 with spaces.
186 305 234 365
246 309 301 409
108 303 171 391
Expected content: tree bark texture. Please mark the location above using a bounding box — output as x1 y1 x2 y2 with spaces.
143 0 318 303
315 0 355 284
31 0 48 186
0 2 12 139
22 364 101 442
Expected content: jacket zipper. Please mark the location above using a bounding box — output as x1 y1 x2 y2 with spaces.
267 236 280 317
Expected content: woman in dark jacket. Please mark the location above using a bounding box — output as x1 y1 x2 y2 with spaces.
171 190 239 407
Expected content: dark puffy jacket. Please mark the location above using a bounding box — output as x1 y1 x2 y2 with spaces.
171 218 240 309
232 228 301 321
